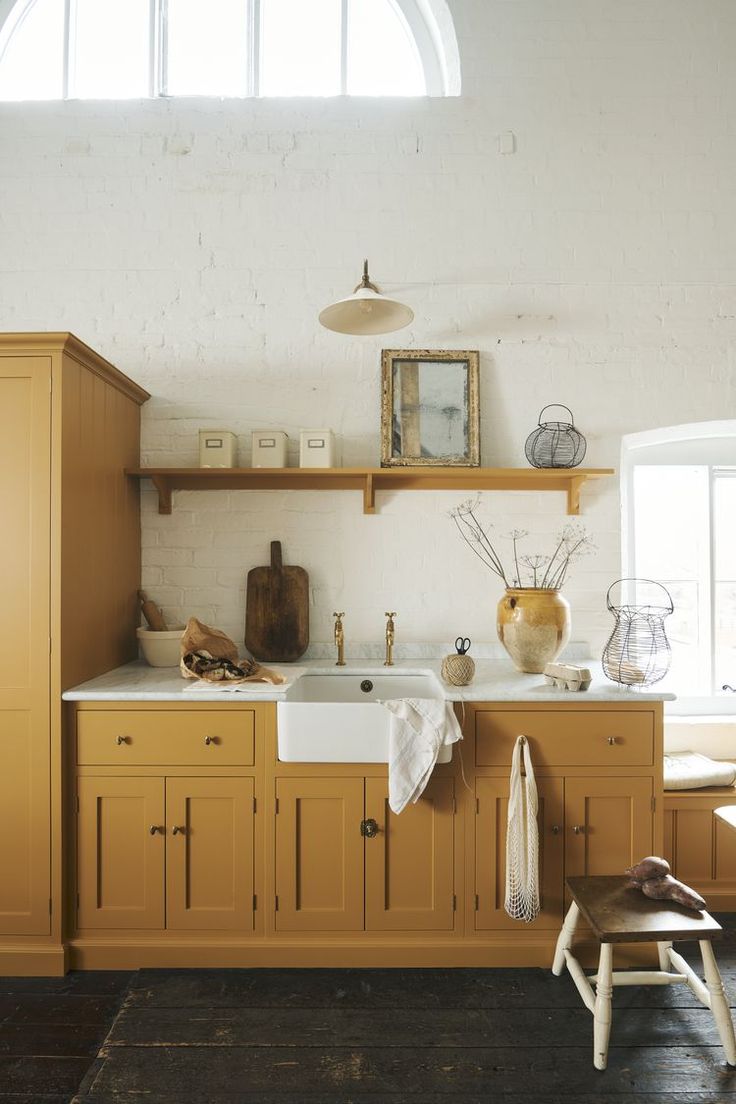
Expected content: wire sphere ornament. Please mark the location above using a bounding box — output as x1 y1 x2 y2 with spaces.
602 579 674 687
525 404 587 469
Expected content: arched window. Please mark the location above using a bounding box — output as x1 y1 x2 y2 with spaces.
622 421 736 712
0 0 460 100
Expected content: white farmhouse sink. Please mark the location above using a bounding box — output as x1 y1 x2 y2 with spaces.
277 670 452 763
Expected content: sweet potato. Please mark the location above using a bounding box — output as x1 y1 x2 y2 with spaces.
625 856 670 883
640 874 706 911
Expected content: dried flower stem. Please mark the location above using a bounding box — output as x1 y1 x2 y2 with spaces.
450 497 595 591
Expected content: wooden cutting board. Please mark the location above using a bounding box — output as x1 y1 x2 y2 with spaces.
245 541 309 662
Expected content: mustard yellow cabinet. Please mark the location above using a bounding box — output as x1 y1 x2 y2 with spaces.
275 776 457 933
0 335 148 973
474 776 565 930
0 357 51 937
77 777 165 930
166 777 255 932
469 705 660 935
565 776 653 878
365 778 455 932
275 778 365 932
664 789 736 910
77 776 255 933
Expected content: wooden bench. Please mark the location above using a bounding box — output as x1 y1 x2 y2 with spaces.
552 874 736 1070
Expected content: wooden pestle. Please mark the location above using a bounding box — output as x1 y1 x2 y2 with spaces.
138 589 168 631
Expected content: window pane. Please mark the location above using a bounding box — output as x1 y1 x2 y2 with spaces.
260 0 340 96
632 465 710 696
71 0 149 98
166 0 248 95
0 0 64 100
713 472 736 691
348 0 425 95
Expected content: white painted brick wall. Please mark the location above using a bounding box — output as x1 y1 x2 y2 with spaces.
1 0 735 653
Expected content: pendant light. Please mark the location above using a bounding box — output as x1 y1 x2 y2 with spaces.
318 260 414 336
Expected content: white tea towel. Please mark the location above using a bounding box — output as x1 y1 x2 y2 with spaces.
383 699 462 814
664 751 736 790
504 735 540 923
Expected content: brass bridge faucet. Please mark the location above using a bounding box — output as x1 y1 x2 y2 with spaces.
333 612 346 666
384 611 396 667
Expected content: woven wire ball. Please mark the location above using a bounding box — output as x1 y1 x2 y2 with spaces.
525 404 587 469
602 579 674 687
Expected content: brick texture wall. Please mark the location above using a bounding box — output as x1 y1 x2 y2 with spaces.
1 0 734 651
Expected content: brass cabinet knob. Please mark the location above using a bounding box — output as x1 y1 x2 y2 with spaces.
607 736 617 745
572 824 585 835
149 825 164 835
172 825 186 835
551 825 560 834
204 735 218 746
360 818 380 838
116 735 130 745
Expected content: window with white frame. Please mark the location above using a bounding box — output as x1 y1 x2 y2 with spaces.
623 422 736 713
0 0 460 100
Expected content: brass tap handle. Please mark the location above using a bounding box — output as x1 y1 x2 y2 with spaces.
384 612 396 667
333 612 346 667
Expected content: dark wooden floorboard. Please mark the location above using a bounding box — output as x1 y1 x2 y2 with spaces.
105 1003 724 1048
75 1042 736 1095
0 973 131 996
73 1097 736 1104
0 972 131 1103
0 1023 104 1057
124 964 726 1011
0 1055 95 1094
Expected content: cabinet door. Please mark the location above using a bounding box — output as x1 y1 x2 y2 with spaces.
166 777 255 932
665 795 736 899
0 357 51 935
475 776 564 930
77 777 165 929
365 778 455 931
275 778 364 931
565 777 653 877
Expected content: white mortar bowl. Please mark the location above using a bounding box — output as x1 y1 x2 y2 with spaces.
137 626 184 667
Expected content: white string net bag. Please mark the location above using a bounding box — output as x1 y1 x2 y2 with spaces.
504 735 540 923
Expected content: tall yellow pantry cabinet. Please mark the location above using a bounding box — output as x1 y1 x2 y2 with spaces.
0 333 149 974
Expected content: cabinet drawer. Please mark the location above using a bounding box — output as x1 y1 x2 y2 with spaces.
76 711 255 766
475 710 653 768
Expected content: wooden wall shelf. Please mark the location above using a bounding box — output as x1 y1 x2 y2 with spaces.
127 466 614 516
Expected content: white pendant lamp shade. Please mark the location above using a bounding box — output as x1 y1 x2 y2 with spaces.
319 261 413 336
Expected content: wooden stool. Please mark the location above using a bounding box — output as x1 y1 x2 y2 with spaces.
552 875 736 1071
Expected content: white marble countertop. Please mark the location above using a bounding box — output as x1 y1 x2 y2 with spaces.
62 659 674 703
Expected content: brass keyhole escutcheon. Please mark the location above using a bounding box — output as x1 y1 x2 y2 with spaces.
360 818 379 838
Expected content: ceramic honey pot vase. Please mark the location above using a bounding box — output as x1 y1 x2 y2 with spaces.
496 587 571 674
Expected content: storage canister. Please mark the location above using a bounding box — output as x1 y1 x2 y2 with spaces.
199 429 237 468
251 430 288 468
299 429 336 468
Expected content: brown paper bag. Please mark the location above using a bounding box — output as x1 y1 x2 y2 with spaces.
180 617 286 685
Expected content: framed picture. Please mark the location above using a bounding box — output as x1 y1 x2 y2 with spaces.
380 349 480 467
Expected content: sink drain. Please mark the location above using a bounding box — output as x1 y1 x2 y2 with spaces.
360 679 374 693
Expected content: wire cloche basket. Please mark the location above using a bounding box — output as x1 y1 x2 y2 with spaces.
602 578 674 687
525 404 587 469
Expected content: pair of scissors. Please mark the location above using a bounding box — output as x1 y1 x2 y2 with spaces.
455 636 471 655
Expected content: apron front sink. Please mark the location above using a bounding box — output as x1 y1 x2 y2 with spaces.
277 670 451 763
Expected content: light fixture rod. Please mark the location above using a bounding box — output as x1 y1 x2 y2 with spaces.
355 259 380 294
